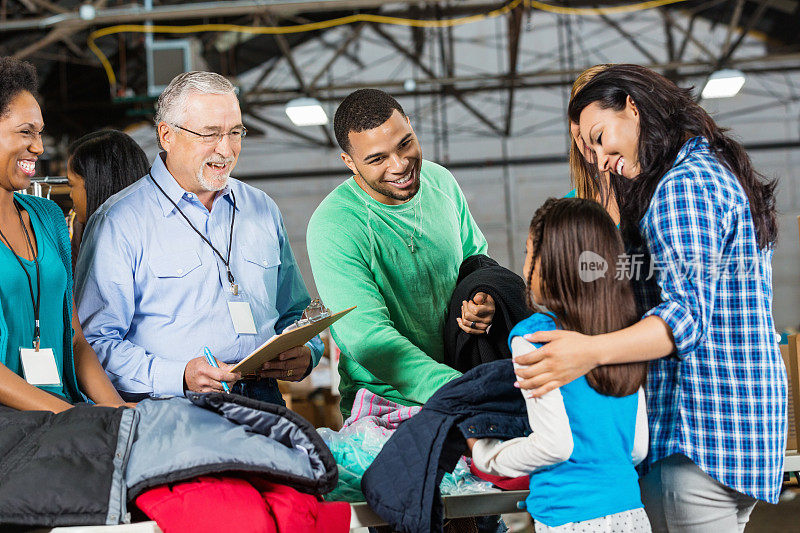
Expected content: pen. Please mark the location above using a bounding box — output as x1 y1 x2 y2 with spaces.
203 347 231 393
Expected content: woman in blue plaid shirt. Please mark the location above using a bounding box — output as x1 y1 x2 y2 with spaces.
514 64 785 532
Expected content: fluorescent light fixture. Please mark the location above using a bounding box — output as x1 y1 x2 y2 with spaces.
701 69 746 99
285 98 328 126
79 4 96 20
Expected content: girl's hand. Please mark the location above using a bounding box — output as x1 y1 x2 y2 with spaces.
513 330 600 397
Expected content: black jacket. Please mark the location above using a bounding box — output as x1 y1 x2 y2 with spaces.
0 404 137 528
444 255 530 372
361 359 529 533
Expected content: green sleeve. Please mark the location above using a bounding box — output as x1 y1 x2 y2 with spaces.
307 213 461 405
451 172 488 259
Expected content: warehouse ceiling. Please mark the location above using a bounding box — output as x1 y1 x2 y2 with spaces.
1 0 799 152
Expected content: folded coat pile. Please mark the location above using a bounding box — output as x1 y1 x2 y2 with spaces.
0 392 343 530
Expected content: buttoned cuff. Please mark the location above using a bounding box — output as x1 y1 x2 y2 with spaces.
306 338 323 367
152 357 188 397
303 340 320 379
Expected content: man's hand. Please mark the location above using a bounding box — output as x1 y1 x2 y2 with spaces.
457 292 495 335
513 330 599 397
259 345 312 382
184 356 241 393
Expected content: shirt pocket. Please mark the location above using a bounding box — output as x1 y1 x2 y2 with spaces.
148 249 203 278
241 247 281 304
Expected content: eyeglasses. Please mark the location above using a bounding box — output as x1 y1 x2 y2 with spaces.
172 124 247 145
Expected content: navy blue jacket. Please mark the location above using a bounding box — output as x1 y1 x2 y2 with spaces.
362 359 528 533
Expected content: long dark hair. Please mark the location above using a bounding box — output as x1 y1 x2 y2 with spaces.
528 197 646 397
567 64 777 250
68 130 149 219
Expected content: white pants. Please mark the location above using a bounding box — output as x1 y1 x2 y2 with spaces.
639 454 757 533
534 508 651 532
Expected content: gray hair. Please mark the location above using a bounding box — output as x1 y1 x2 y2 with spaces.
154 71 236 130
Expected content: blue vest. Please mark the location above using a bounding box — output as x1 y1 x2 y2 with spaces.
509 313 643 527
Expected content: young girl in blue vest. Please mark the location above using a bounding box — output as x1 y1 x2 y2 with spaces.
471 197 650 532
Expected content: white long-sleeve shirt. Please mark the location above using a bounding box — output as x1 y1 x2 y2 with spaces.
472 337 648 478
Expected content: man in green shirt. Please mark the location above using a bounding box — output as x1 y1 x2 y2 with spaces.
307 89 494 418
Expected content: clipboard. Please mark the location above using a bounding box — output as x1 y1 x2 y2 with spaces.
231 306 355 376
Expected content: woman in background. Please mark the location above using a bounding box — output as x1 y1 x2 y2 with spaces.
67 129 149 253
566 64 620 224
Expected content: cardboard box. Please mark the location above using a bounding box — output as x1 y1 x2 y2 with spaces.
782 334 800 451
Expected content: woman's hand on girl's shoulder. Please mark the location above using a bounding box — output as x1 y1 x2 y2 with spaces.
513 330 599 397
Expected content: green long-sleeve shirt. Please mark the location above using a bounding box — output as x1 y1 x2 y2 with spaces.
307 160 488 417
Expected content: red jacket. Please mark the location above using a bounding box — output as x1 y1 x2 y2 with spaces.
135 476 350 533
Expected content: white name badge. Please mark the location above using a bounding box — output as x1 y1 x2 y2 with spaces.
19 348 62 386
228 301 258 334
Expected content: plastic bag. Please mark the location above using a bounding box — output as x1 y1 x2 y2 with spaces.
319 425 497 502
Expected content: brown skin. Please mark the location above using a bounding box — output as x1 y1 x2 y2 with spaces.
0 91 130 412
157 91 310 392
342 110 494 331
66 160 88 224
341 110 423 206
514 96 676 397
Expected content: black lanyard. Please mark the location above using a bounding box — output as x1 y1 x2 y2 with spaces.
149 173 239 294
0 200 41 350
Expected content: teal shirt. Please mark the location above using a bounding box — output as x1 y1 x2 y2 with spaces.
0 201 68 398
0 194 81 403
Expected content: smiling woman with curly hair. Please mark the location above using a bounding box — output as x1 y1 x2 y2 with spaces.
0 57 130 412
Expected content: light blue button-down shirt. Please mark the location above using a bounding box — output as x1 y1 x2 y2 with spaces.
75 154 322 397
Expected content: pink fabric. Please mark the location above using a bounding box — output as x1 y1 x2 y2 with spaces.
341 388 421 437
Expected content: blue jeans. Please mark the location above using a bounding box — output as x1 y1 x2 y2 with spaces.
231 378 285 406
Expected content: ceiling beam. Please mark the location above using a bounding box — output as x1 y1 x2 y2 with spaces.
244 52 800 105
267 12 336 147
308 22 365 90
504 4 523 136
371 23 504 136
0 0 510 32
245 107 332 148
717 0 775 67
599 12 659 64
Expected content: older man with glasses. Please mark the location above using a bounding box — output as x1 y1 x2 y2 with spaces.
74 71 322 404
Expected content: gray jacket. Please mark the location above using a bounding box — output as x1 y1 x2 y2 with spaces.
126 393 337 499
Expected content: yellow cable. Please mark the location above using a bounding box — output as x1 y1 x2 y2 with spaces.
89 0 691 87
527 0 690 15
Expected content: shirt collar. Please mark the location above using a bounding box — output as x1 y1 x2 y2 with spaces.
149 152 239 217
672 136 709 168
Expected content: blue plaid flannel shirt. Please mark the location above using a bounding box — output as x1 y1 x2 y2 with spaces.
634 137 786 503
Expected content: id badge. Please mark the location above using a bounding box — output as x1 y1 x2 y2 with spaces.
19 347 62 386
228 301 257 334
